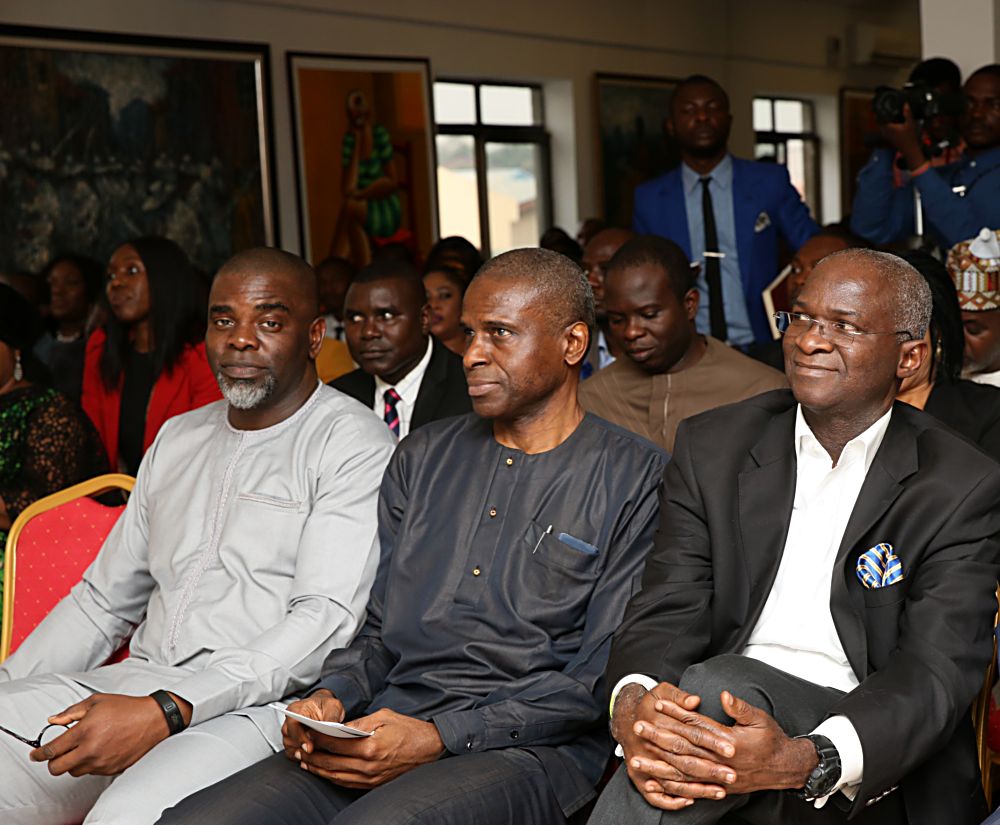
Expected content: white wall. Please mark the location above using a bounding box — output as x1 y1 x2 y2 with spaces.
1 0 920 252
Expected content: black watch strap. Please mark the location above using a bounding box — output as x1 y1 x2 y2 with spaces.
150 690 187 736
794 733 842 801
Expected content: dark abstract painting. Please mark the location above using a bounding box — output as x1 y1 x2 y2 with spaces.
595 73 680 229
0 27 275 276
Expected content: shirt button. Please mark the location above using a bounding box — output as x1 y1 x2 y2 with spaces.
505 458 514 466
489 507 497 518
509 729 519 740
472 567 481 576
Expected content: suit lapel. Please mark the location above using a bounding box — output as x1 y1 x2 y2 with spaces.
736 404 798 645
410 338 444 430
831 407 920 680
731 159 757 299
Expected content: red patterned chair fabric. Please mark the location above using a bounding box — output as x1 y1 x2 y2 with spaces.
3 476 133 662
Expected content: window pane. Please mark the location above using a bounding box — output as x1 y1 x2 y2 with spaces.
774 99 804 132
754 142 777 160
752 99 773 132
434 82 476 125
436 135 481 248
485 142 543 255
480 85 538 126
786 138 807 200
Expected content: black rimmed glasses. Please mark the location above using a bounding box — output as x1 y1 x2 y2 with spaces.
773 311 913 348
0 721 69 748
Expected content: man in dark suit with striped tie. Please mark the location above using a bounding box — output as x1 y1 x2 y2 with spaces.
330 259 471 439
590 249 1000 825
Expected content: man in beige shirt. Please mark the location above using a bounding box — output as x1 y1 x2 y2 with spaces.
579 235 786 452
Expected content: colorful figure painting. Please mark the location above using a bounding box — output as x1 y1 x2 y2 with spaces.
289 53 437 267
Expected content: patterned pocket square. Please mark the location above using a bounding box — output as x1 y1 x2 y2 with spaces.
754 211 772 233
856 542 904 589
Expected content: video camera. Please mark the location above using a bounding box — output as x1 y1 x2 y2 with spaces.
872 82 964 125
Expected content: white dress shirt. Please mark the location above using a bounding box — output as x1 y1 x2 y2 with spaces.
613 404 893 805
373 338 432 440
967 368 1000 388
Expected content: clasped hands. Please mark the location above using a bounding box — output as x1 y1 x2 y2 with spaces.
281 689 446 788
612 682 817 811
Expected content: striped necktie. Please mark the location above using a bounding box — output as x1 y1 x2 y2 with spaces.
383 388 401 438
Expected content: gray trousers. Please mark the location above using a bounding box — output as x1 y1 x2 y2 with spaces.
156 745 566 825
588 655 906 825
0 672 275 825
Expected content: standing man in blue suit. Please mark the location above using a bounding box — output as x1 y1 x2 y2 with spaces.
633 75 819 348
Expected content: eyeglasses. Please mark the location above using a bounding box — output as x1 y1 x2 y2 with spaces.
773 311 913 347
0 721 69 749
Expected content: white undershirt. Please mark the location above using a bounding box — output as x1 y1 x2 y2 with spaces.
613 405 893 805
372 338 432 440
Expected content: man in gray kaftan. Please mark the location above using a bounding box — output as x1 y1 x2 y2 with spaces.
0 249 394 824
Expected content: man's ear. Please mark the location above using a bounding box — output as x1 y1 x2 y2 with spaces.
897 338 928 380
419 301 431 335
308 316 326 360
565 321 590 367
684 287 700 322
665 116 676 139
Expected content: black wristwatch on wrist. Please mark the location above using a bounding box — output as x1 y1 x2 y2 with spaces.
150 690 187 736
794 734 841 801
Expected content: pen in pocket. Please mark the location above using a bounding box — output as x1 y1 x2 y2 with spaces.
532 524 553 554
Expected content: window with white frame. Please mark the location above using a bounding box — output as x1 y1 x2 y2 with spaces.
752 97 821 221
433 80 552 256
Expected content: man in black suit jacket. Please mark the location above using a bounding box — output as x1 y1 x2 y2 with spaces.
330 259 471 437
590 249 1000 825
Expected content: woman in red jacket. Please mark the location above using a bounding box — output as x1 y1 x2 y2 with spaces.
82 237 221 474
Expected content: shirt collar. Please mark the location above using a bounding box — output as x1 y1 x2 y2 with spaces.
794 404 892 472
682 153 733 196
374 337 432 407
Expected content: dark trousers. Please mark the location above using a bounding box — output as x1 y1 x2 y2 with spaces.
155 745 566 825
588 655 907 825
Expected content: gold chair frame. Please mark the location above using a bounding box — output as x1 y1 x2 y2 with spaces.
975 586 1000 808
1 473 134 662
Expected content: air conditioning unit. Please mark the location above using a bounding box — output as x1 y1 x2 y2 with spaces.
847 23 920 68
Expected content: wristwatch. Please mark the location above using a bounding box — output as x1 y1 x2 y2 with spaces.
794 734 842 801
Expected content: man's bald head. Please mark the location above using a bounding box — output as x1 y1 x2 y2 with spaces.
474 248 595 339
217 247 319 319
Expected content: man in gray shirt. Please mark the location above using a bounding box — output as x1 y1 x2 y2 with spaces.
0 248 394 824
158 248 668 825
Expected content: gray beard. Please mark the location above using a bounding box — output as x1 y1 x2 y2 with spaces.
217 371 277 410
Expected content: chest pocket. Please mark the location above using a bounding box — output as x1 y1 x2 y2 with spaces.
512 520 601 636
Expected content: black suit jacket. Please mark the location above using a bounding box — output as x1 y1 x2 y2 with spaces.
924 378 1000 464
608 389 1000 824
329 337 471 431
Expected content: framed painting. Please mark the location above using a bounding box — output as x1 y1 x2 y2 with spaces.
288 52 437 267
594 73 681 229
0 24 277 276
840 87 879 211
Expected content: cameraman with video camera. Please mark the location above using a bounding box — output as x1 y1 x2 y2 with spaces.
851 62 1000 249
